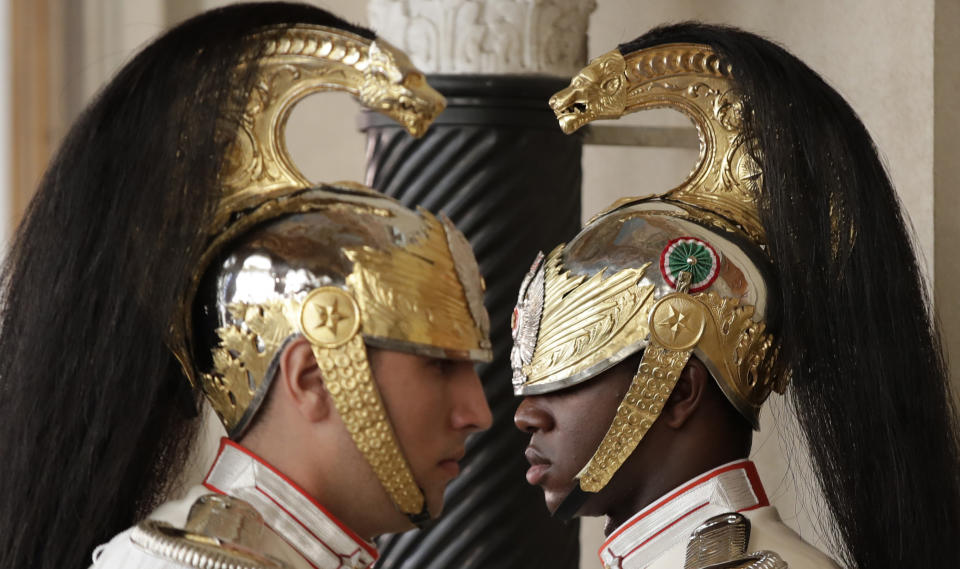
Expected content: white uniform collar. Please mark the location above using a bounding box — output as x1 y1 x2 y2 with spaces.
599 459 768 569
203 439 379 569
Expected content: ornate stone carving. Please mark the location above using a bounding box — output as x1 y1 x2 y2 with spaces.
367 0 597 75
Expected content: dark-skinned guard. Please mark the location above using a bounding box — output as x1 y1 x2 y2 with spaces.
511 23 960 569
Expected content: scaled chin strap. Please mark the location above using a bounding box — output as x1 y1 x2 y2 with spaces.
511 44 786 518
165 23 492 526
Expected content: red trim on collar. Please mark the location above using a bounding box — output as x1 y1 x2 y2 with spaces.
600 459 766 553
254 486 332 569
740 460 769 511
205 438 379 560
623 501 710 560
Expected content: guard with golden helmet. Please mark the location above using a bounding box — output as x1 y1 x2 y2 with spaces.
512 22 959 569
0 4 493 569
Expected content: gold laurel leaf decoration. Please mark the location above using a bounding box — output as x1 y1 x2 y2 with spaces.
524 247 655 388
344 212 486 355
201 300 297 433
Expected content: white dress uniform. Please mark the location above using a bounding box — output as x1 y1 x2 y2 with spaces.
89 440 379 569
598 460 839 569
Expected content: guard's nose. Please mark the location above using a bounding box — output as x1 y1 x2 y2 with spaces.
514 396 554 434
451 363 492 432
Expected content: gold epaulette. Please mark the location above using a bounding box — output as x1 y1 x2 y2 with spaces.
684 513 787 569
130 494 287 569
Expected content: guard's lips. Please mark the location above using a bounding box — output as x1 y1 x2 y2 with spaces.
441 447 466 463
524 446 550 466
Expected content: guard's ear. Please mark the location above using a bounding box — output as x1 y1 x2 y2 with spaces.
278 336 331 422
661 356 710 429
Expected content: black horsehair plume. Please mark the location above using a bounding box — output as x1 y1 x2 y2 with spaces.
620 23 960 569
0 4 374 569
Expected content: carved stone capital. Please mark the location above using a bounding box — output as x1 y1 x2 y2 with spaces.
367 0 596 75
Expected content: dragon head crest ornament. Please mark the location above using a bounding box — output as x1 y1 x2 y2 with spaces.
549 50 628 135
360 38 442 137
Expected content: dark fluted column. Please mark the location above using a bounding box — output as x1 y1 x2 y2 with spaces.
361 75 582 569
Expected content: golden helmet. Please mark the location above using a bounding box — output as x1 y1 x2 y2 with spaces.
511 42 784 497
167 22 489 523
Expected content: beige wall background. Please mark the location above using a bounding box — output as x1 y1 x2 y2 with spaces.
9 1 956 567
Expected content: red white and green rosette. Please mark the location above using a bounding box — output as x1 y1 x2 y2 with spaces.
659 237 720 293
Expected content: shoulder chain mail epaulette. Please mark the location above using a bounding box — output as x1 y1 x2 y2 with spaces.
130 494 287 569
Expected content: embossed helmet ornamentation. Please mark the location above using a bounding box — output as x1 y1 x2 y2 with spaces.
167 23 488 526
512 43 784 514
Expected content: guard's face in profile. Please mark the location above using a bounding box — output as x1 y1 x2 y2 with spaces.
514 359 635 515
373 350 492 515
